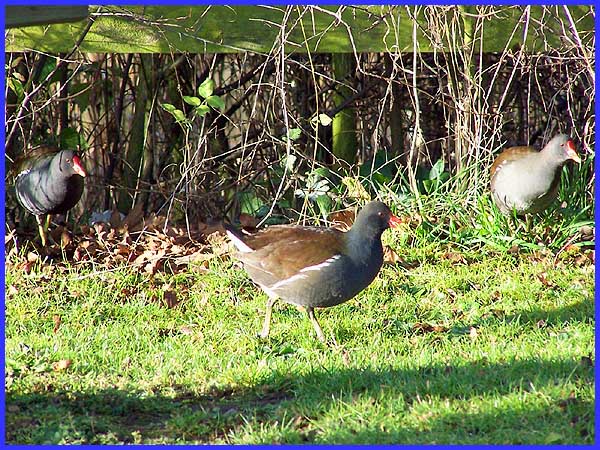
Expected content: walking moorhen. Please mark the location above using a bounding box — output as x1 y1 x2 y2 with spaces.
490 134 580 216
226 201 402 342
13 146 87 246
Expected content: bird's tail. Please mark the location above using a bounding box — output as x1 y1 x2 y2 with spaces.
223 223 253 253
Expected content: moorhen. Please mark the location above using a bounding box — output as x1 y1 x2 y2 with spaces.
13 146 86 246
490 134 580 216
226 201 402 342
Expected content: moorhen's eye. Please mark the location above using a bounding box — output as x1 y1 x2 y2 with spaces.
65 159 71 163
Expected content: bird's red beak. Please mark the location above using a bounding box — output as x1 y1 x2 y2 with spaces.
566 140 581 163
72 155 87 177
388 214 403 228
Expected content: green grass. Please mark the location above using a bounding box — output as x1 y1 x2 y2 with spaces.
4 231 594 444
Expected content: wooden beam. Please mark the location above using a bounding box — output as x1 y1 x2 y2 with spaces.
5 5 594 54
5 6 88 29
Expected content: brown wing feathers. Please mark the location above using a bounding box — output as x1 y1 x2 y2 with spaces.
490 146 537 178
235 226 345 284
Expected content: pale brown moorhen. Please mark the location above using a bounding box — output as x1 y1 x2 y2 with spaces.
226 201 402 342
490 134 580 216
13 146 86 246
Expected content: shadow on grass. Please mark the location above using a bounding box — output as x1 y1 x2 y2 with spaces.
472 296 595 330
6 356 593 444
509 296 595 325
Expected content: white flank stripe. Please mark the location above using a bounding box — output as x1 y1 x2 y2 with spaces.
15 168 31 180
226 230 253 253
299 254 341 273
268 254 341 291
270 273 308 290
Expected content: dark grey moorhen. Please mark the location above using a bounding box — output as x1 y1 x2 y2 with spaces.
14 146 86 246
226 201 402 342
490 134 580 216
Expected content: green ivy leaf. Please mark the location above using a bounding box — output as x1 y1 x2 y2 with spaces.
316 194 332 218
198 78 215 99
7 77 24 103
282 154 297 172
194 104 211 117
313 167 331 179
238 190 263 215
206 95 225 111
287 128 301 141
182 96 202 107
428 158 445 180
39 58 57 83
59 127 88 150
318 113 332 126
161 103 176 113
172 109 187 123
70 82 90 112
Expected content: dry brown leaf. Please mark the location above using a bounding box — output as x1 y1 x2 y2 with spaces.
93 221 109 237
163 289 180 309
53 314 61 333
170 244 187 255
22 260 36 274
574 251 593 267
207 231 231 255
179 325 195 335
383 245 402 263
143 250 166 274
60 229 72 248
120 231 133 246
146 238 162 251
413 322 448 333
537 272 555 288
133 249 154 266
52 359 72 371
114 243 130 256
173 250 216 266
31 286 44 295
7 284 19 298
441 251 467 264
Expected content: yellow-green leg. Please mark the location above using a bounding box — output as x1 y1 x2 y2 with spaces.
35 214 56 247
259 296 277 338
307 307 326 342
35 215 48 247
